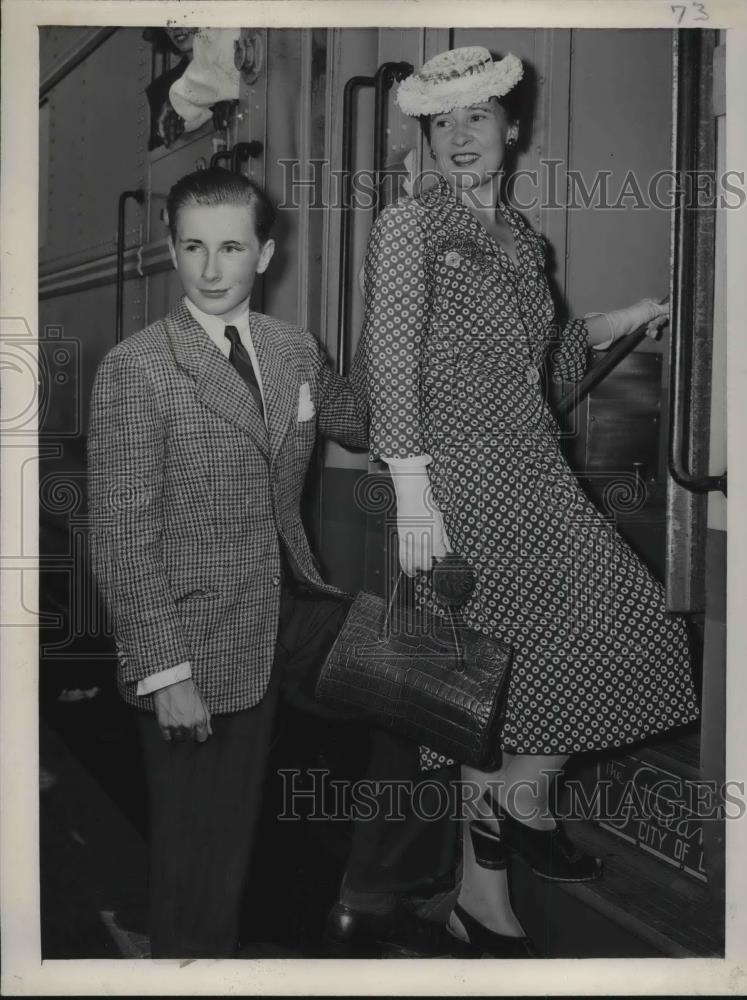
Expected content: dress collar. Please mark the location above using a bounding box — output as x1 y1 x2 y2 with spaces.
427 174 524 269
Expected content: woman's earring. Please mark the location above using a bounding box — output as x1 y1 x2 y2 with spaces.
506 127 519 149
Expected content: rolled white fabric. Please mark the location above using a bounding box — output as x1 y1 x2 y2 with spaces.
169 28 241 131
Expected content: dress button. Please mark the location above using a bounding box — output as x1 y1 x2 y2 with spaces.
271 574 281 586
444 251 462 267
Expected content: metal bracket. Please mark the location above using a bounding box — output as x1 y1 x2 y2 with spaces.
234 31 263 84
231 141 263 172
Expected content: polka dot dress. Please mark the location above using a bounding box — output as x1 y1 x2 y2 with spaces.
352 175 700 770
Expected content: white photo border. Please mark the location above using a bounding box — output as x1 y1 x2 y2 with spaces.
2 0 746 994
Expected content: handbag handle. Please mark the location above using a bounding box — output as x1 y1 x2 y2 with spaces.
383 571 465 671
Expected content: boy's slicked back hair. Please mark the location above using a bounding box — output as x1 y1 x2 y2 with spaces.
166 167 276 244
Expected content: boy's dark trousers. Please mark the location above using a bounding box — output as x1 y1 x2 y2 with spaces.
137 576 455 958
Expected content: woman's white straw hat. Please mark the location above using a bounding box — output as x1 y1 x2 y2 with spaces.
396 46 523 118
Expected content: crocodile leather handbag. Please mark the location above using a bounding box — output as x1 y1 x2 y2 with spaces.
316 564 512 769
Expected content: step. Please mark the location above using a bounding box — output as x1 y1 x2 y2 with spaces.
563 734 713 885
414 820 723 957
555 820 723 956
634 729 701 779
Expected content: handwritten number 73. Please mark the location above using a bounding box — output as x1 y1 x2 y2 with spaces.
671 3 710 23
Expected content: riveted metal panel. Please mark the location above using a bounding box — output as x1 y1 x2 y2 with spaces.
39 26 99 81
41 27 149 270
259 29 305 324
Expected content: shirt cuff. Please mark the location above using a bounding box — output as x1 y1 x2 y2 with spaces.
382 454 432 469
136 661 192 696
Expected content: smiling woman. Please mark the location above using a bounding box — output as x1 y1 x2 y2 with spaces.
427 99 520 263
430 101 515 181
341 44 698 958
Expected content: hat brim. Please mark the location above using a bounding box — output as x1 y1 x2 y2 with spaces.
396 53 523 118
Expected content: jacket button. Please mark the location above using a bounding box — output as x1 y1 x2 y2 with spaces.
271 574 281 586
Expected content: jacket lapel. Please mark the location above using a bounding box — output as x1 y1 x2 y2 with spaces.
249 312 299 464
165 299 269 456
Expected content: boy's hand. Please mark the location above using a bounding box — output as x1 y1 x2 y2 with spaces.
153 678 213 743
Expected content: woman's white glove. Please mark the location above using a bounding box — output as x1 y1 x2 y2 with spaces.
587 298 669 351
387 462 451 577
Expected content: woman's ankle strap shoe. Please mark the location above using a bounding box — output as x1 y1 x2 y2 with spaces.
447 902 535 958
469 820 510 870
490 799 603 883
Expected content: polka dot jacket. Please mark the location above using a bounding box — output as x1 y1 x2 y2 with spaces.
351 176 700 769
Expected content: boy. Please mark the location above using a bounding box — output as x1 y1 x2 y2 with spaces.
89 167 453 958
88 167 370 957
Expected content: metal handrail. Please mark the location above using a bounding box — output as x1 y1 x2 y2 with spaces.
336 74 375 374
210 149 233 169
668 30 727 496
115 189 145 344
556 325 651 416
373 62 413 217
336 63 413 374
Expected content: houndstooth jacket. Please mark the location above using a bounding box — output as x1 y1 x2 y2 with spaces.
88 299 368 714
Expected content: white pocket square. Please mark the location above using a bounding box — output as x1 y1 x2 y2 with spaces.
297 381 316 422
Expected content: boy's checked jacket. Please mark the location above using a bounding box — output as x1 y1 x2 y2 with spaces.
88 299 368 715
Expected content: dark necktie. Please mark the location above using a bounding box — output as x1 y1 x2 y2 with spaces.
224 325 265 421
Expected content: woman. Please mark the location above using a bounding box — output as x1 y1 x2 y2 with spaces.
350 46 699 956
144 28 237 149
143 27 197 149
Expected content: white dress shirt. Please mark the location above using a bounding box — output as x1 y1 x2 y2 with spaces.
136 295 266 697
183 295 268 419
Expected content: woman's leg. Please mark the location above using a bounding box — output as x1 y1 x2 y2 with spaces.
475 751 571 831
449 798 525 938
449 759 538 939
462 752 602 886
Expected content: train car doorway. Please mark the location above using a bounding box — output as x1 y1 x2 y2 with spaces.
34 22 727 961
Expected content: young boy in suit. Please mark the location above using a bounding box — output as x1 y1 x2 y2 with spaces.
88 167 453 958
